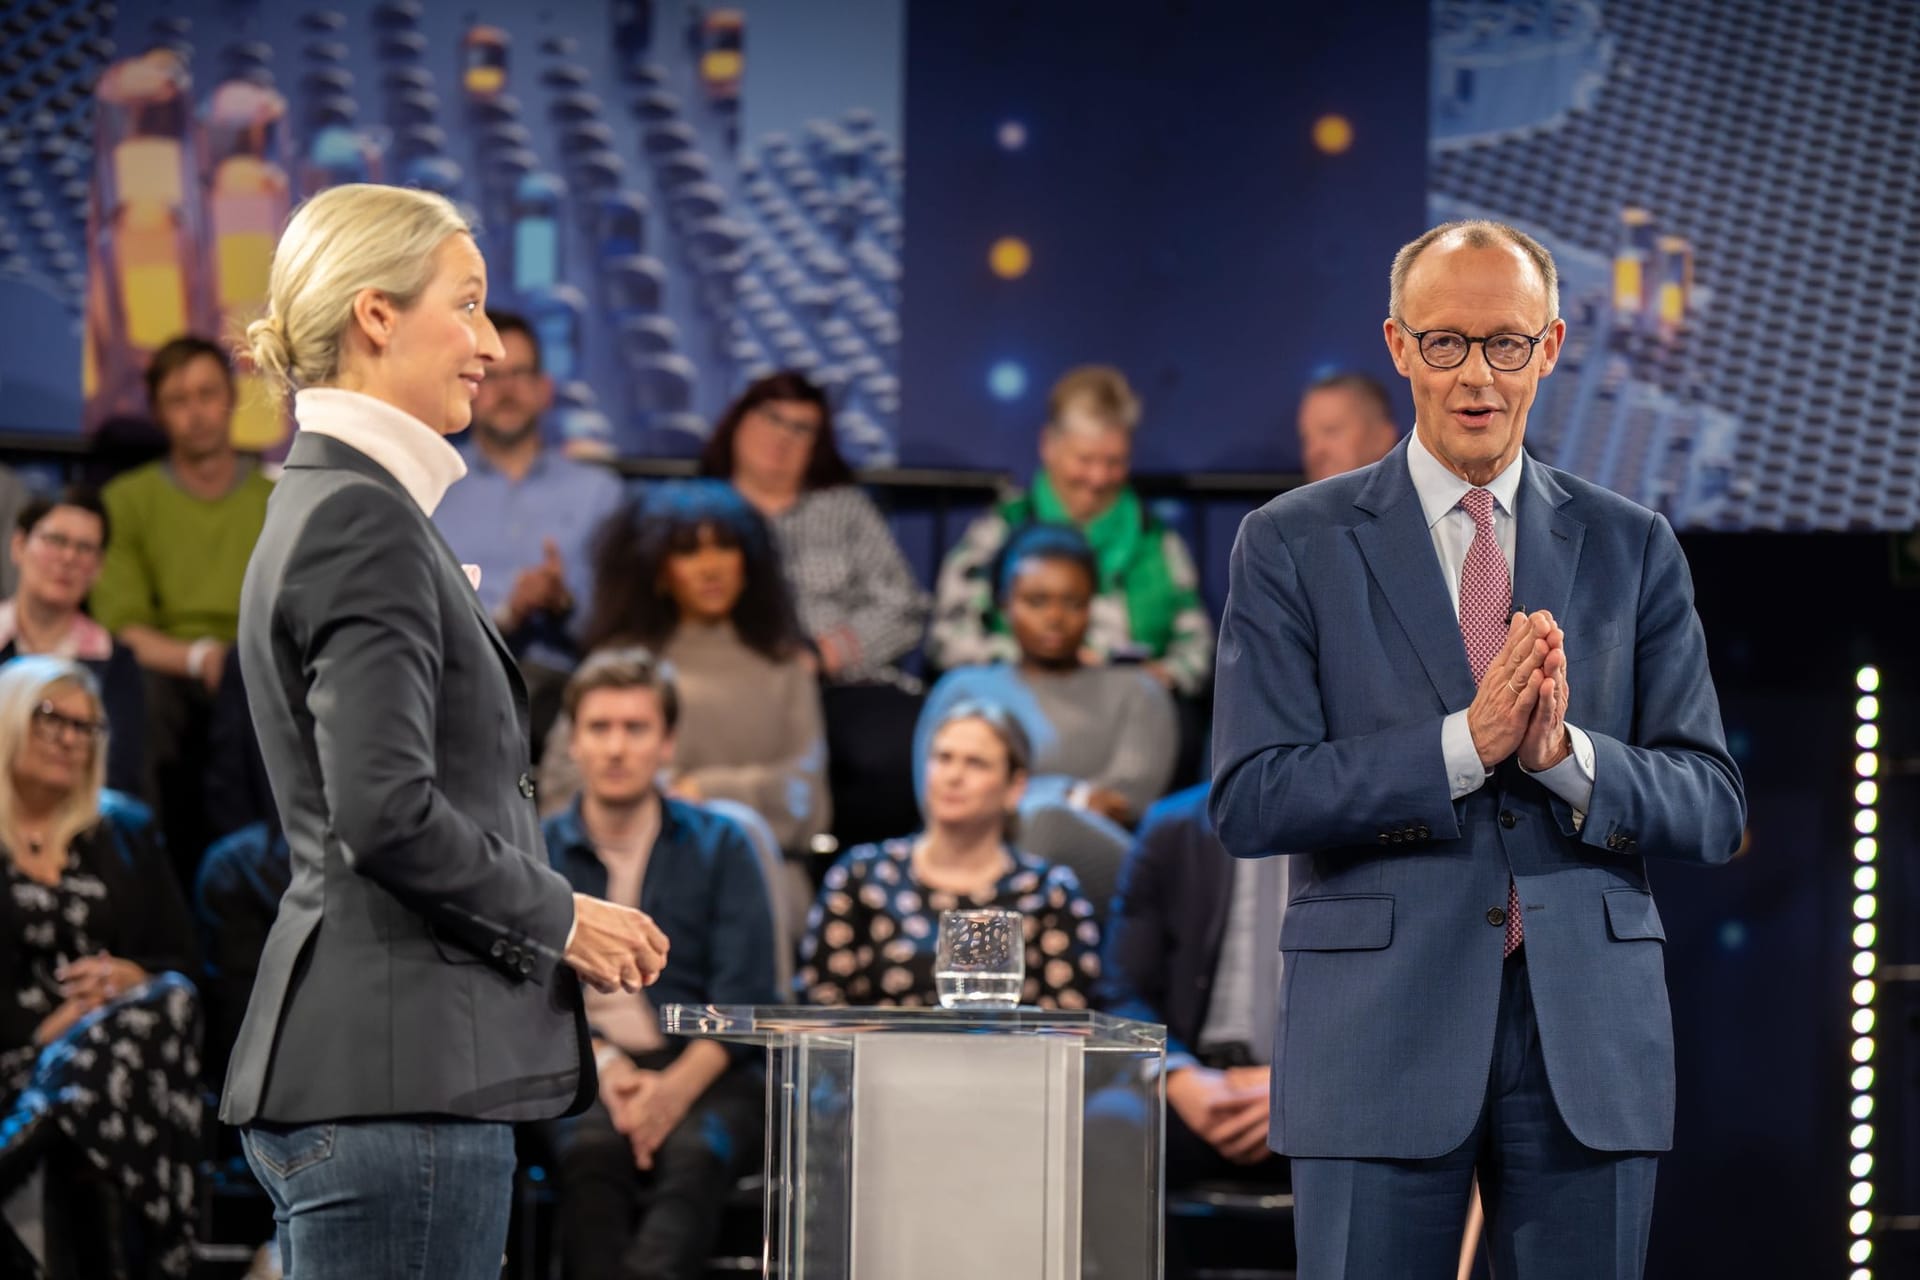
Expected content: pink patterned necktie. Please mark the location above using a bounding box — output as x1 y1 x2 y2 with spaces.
1458 488 1524 956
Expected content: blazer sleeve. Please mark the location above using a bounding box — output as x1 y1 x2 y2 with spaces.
280 483 575 958
1565 513 1746 862
1210 506 1461 857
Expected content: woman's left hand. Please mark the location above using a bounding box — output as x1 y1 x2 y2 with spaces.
57 953 149 1010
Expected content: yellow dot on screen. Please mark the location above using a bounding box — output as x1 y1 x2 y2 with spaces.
1313 114 1354 155
989 236 1031 280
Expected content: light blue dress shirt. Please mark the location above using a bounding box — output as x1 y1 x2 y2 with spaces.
1405 431 1596 815
434 443 626 668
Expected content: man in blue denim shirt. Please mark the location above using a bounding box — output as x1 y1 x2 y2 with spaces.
543 647 781 1280
435 312 625 742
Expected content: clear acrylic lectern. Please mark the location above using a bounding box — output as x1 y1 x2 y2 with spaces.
661 1005 1165 1279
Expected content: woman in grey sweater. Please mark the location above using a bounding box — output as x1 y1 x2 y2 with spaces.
916 524 1178 828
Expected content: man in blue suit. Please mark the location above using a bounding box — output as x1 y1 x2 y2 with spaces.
1210 220 1745 1278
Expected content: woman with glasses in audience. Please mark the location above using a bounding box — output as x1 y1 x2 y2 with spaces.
795 700 1101 1009
698 371 927 682
539 479 831 854
0 656 202 1277
0 489 146 797
698 371 930 846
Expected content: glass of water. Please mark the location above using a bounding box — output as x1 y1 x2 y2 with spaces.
935 908 1025 1009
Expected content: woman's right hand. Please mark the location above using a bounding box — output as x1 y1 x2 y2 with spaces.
565 894 671 994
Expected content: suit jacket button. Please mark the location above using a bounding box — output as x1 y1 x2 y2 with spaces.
490 940 508 959
1379 832 1391 845
1607 834 1623 850
1487 907 1506 927
518 773 536 800
1498 811 1517 829
519 957 535 976
1416 825 1431 840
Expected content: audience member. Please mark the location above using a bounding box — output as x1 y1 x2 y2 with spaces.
1 489 146 796
930 365 1213 696
699 370 929 847
204 646 274 840
1085 783 1288 1275
917 524 1177 827
0 657 202 1277
90 335 273 876
699 370 928 679
539 480 830 853
1297 370 1401 483
193 816 290 1089
433 311 625 741
543 648 779 1280
796 701 1101 1009
0 466 26 599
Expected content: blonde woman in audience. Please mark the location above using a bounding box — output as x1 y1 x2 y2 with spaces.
0 656 201 1277
796 700 1101 1009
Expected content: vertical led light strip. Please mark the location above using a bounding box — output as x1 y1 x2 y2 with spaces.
1848 664 1881 1279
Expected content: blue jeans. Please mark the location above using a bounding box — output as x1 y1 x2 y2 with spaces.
241 1119 516 1279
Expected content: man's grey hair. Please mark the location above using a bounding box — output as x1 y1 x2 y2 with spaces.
1304 371 1396 425
1389 220 1560 328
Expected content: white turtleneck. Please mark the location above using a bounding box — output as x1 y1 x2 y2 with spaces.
293 387 468 517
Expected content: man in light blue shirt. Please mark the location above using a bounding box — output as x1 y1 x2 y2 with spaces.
437 311 625 683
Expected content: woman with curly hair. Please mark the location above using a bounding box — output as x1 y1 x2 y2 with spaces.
539 480 830 853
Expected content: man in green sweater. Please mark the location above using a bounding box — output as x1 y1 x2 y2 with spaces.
92 335 274 876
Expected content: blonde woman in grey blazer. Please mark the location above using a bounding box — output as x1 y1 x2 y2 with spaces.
225 184 670 1279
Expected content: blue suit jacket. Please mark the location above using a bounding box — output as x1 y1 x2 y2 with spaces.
1209 438 1744 1159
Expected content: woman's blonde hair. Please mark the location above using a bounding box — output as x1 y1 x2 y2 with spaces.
0 656 108 856
243 183 473 403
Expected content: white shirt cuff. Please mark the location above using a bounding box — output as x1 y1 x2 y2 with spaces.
1441 710 1489 800
564 904 577 952
1522 722 1596 817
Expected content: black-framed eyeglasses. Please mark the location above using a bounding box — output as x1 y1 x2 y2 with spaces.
751 403 822 439
29 530 102 560
30 703 109 744
1397 319 1553 372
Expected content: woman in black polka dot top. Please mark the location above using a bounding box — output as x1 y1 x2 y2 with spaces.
796 700 1102 1009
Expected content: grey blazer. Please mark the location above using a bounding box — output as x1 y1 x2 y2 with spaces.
220 431 591 1127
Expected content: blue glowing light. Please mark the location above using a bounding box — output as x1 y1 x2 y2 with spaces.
988 360 1028 401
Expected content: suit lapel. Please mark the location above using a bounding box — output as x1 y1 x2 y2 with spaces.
1511 459 1585 633
288 431 529 716
1351 442 1476 709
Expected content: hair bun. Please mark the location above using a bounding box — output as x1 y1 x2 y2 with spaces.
244 313 293 384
